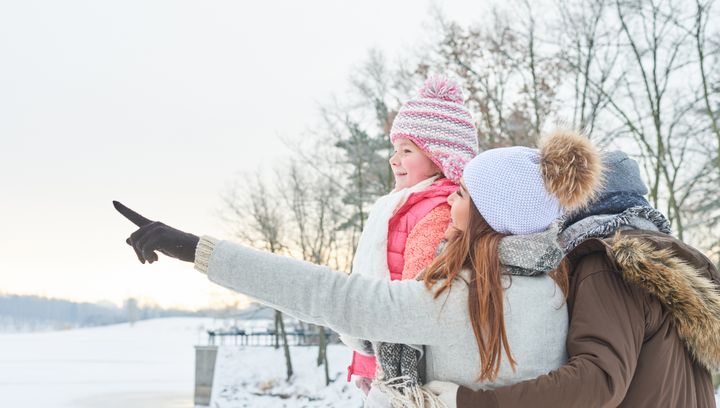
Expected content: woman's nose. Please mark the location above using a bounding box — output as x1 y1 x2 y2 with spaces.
447 192 455 204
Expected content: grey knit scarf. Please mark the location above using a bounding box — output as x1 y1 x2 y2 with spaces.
559 205 671 253
371 223 564 407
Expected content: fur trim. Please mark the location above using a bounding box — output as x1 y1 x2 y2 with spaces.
539 129 604 211
611 233 720 371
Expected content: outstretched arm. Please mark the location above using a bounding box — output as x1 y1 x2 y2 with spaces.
114 201 466 346
195 236 467 345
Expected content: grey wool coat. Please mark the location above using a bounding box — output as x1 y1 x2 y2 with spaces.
193 235 568 391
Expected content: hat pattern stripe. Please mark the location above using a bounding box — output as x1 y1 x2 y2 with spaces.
391 122 478 145
405 99 474 118
397 110 476 129
399 106 474 125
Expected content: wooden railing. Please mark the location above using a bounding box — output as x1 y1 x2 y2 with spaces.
206 329 339 346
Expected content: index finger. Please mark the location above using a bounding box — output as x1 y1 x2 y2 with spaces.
113 200 153 227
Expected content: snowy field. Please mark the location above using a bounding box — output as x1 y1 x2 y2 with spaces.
209 344 361 407
0 317 362 408
0 317 716 407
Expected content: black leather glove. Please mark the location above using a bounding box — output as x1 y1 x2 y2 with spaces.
113 200 199 264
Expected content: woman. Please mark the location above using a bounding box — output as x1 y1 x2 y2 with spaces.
114 129 602 406
429 151 720 408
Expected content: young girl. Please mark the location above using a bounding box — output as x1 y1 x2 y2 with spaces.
115 128 603 407
344 74 479 390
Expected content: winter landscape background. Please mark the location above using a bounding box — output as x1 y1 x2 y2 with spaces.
0 316 363 407
2 0 719 406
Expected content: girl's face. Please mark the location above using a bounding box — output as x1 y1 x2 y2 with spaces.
446 179 471 236
389 138 440 190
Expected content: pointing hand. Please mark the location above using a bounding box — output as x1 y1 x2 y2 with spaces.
113 200 199 264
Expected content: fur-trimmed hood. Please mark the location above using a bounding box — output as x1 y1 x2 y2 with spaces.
580 230 720 371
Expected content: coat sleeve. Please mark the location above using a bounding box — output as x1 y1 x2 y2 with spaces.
455 253 647 408
402 204 450 280
196 237 467 346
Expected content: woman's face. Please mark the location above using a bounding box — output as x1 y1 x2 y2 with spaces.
446 179 472 237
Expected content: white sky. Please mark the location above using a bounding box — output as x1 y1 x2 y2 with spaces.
0 0 494 310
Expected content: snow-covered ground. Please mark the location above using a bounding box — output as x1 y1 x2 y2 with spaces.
209 344 361 407
0 317 362 407
0 316 716 407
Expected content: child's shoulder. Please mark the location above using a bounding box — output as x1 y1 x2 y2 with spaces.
408 178 457 203
406 184 454 212
427 177 458 192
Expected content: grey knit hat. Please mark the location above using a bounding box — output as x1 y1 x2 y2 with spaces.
601 151 648 196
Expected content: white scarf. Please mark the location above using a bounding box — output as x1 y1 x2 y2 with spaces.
351 176 439 280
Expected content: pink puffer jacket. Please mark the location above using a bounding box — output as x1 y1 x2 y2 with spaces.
347 178 456 381
386 178 456 280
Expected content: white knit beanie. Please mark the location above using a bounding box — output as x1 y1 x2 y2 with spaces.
390 74 479 183
463 129 603 235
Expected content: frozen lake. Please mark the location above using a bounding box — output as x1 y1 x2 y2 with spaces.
0 317 361 407
0 317 212 407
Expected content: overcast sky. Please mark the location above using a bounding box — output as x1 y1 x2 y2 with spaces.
0 0 496 310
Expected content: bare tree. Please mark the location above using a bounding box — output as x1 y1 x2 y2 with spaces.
286 50 412 263
549 0 719 252
430 4 566 149
428 0 717 253
279 162 347 385
221 174 294 381
692 0 720 173
600 0 713 240
689 0 720 260
555 0 624 138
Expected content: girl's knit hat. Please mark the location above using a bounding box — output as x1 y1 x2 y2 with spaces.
389 74 479 183
463 129 603 235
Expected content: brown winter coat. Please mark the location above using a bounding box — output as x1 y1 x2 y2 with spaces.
457 230 720 408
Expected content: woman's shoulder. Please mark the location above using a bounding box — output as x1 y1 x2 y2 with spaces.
448 270 560 292
504 273 560 288
417 268 473 290
503 274 567 308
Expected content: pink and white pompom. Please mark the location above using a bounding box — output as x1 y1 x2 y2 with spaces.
419 74 465 104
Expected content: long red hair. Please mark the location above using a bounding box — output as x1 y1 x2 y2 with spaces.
423 199 568 381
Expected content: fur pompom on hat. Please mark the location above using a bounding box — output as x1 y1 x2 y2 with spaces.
539 129 604 211
463 129 603 235
390 74 479 183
